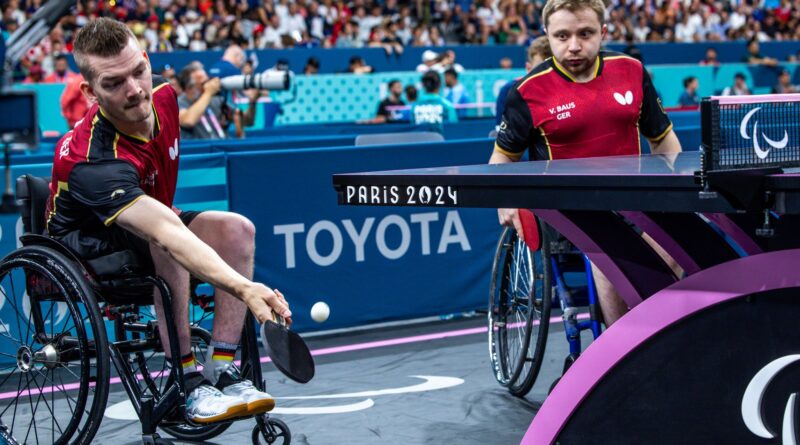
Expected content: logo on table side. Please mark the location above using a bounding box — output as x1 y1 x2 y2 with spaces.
549 102 575 121
740 107 788 160
742 354 800 443
613 91 634 105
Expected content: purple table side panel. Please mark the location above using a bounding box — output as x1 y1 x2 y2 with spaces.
703 213 764 256
534 209 645 308
619 211 702 276
520 248 800 445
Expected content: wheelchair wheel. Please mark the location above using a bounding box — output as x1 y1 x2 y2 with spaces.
0 245 110 445
488 226 552 397
252 417 290 444
114 311 233 441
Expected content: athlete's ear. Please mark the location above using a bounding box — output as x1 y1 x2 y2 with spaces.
601 24 607 39
79 79 98 105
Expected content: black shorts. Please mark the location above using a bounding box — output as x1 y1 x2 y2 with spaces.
58 210 203 278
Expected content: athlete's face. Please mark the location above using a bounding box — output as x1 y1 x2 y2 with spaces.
546 7 606 82
81 37 153 126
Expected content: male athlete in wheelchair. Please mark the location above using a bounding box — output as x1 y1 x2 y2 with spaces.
0 18 291 444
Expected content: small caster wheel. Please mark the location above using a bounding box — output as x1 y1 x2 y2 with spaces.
252 418 291 445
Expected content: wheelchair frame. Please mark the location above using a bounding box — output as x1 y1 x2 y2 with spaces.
488 224 603 397
0 175 290 445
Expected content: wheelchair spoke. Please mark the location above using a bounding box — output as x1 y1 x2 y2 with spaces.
23 372 40 445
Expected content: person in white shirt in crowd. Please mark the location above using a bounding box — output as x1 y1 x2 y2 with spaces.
722 73 751 96
283 3 307 38
416 50 440 73
259 14 284 49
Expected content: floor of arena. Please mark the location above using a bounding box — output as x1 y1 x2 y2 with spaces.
92 315 582 444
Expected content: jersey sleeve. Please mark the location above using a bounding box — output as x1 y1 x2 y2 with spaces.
638 69 673 142
494 86 534 160
68 160 146 227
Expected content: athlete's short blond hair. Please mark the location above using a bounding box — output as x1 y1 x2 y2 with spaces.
541 0 606 29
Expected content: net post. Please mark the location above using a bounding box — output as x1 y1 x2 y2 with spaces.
698 97 718 199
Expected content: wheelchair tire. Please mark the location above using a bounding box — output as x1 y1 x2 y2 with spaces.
0 245 110 445
488 226 552 397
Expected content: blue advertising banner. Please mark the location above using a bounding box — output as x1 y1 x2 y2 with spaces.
227 139 500 331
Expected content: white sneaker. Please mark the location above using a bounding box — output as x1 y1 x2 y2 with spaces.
218 372 276 415
186 384 248 423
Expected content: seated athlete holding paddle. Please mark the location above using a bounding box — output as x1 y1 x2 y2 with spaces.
46 18 292 423
490 0 682 327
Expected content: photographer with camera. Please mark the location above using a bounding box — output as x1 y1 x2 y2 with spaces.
177 62 258 139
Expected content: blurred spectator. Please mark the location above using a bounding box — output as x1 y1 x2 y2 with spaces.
412 71 457 133
346 56 373 74
436 50 465 73
60 74 90 128
499 57 513 69
404 84 418 104
177 63 257 139
160 64 182 95
416 50 439 73
742 38 779 66
444 68 471 117
22 64 44 84
773 69 799 94
622 34 643 62
304 57 321 75
678 76 700 107
43 54 79 83
259 14 284 49
209 44 246 79
699 47 720 66
722 73 751 96
365 79 406 123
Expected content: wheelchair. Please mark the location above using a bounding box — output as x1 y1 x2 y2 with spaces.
488 210 602 397
0 175 290 445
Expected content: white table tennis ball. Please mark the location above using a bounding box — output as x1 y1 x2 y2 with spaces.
311 302 330 323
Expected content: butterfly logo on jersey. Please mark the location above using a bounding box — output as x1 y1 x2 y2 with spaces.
168 138 179 160
740 107 788 160
613 91 634 106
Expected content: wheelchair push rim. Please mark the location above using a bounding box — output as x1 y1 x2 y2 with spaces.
0 246 110 445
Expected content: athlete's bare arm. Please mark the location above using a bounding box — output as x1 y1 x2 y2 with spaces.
115 196 291 324
649 129 682 155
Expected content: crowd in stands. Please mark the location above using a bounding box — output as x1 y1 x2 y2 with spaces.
3 0 800 63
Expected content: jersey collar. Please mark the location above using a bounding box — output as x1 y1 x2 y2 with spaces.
551 53 604 83
97 102 161 144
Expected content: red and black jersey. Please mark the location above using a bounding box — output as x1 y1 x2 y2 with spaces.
495 51 672 161
46 76 181 240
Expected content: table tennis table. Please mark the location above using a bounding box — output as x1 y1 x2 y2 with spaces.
332 151 800 444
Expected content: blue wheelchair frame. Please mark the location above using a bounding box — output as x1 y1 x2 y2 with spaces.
548 243 603 374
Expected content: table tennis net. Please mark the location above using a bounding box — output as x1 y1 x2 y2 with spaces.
701 94 800 172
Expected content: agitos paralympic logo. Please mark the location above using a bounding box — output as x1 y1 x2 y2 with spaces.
742 355 800 443
740 107 789 160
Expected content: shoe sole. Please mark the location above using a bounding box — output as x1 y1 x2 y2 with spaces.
247 398 276 415
190 402 249 424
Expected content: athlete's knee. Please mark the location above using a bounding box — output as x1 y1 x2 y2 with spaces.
220 214 256 255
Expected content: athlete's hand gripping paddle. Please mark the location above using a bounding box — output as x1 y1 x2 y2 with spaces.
260 312 315 383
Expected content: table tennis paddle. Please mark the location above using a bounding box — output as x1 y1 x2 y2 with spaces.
260 312 315 383
518 209 541 251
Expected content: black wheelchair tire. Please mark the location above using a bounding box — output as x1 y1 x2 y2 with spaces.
488 226 552 397
0 245 110 445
